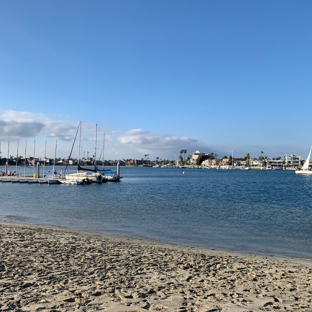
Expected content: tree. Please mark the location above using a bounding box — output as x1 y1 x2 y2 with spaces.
228 155 233 166
259 151 264 160
179 155 184 165
196 155 209 166
243 153 251 166
262 156 268 168
243 153 250 160
207 152 218 159
180 149 187 164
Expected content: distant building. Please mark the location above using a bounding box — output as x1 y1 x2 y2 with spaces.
251 159 263 167
267 159 283 169
221 157 229 166
284 154 301 168
189 150 206 164
201 158 221 168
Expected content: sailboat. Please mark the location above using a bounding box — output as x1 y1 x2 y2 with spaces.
295 146 312 174
62 122 104 184
96 132 122 181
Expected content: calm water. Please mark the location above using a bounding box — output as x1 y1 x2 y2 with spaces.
1 166 312 258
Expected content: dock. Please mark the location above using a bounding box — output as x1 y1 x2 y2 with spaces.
0 176 54 184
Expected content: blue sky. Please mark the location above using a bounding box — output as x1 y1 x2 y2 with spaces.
1 1 312 161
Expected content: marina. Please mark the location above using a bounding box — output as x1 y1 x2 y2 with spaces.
0 162 122 184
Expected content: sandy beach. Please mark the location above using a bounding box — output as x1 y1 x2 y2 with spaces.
1 222 312 311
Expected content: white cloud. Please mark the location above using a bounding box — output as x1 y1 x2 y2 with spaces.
0 110 78 141
0 109 298 160
0 110 221 160
117 129 210 159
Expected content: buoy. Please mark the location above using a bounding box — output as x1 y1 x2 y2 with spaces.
183 171 185 174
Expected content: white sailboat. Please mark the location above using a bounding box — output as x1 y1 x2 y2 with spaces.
295 146 312 174
96 132 122 181
63 122 104 184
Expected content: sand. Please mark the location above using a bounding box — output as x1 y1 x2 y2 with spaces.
1 222 312 311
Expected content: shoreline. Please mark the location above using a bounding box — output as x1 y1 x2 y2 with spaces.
2 217 311 261
1 221 312 311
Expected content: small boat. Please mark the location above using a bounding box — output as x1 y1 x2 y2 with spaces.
58 179 79 185
105 173 122 181
295 146 312 174
64 171 104 184
1 177 12 182
48 178 61 184
97 168 122 182
97 163 122 182
58 178 89 185
28 178 39 183
38 178 49 184
19 178 29 183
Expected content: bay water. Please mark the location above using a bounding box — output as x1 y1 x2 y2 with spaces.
1 166 312 259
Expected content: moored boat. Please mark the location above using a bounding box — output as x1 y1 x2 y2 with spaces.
19 178 29 183
1 177 12 182
28 178 39 183
64 171 104 184
38 178 49 184
295 146 312 174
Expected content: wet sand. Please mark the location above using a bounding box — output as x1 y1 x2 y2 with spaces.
1 221 312 311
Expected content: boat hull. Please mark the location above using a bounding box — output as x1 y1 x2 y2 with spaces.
295 170 312 174
64 172 103 184
48 179 61 184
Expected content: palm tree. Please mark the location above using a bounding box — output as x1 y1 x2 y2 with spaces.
180 149 187 163
244 153 251 167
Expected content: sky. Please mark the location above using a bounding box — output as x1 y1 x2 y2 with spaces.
1 0 312 161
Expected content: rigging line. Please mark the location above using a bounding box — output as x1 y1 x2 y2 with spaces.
64 121 81 174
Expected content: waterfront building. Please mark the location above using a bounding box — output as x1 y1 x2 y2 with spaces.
189 150 206 165
267 159 283 169
284 154 301 169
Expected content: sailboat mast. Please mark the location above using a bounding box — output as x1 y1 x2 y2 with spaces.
43 140 46 177
33 140 35 174
53 140 57 177
78 121 82 166
65 122 80 174
94 123 98 171
102 132 105 167
16 141 19 174
24 140 27 177
6 141 10 175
